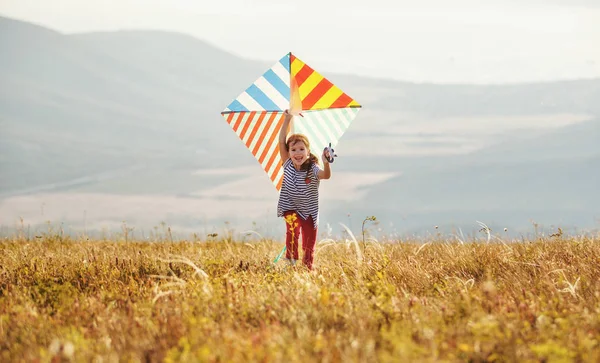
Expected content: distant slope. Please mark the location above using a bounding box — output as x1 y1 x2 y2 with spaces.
70 30 265 97
1 15 598 232
0 17 261 193
333 75 600 117
468 117 600 163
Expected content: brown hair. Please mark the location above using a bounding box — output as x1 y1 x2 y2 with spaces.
286 134 319 177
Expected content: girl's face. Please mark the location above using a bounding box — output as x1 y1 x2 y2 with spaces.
289 140 309 168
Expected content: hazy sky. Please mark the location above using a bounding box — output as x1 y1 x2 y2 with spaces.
1 0 599 83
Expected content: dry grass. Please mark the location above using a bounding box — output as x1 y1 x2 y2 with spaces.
1 232 599 362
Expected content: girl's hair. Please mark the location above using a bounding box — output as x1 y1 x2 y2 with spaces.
286 134 319 178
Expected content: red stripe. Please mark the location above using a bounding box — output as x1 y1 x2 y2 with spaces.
238 111 255 140
294 64 313 87
232 112 246 132
330 93 353 108
245 112 266 149
252 112 277 156
259 114 284 164
302 78 333 110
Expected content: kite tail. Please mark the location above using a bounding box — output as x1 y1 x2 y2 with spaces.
273 246 287 263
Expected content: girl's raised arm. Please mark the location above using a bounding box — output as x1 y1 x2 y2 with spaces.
279 110 292 162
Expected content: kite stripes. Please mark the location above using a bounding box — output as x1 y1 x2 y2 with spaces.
224 111 286 189
223 54 291 113
221 52 362 190
290 54 360 111
293 108 361 159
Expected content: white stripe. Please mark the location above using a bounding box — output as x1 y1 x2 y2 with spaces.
266 150 281 177
233 113 249 137
255 76 288 110
271 62 291 88
274 168 283 186
335 108 351 130
340 108 358 129
326 110 346 138
259 115 281 169
265 147 280 176
314 111 339 145
333 108 359 145
296 119 327 154
236 91 264 111
307 113 332 149
247 113 269 153
241 113 260 145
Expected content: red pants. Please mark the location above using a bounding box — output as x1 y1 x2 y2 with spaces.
283 211 318 270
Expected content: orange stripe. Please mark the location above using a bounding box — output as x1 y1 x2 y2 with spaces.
270 160 283 182
258 115 283 164
294 64 313 87
302 78 333 110
244 112 265 148
257 140 274 165
238 111 255 140
251 112 276 156
232 112 246 132
226 113 235 124
265 147 280 176
275 175 283 190
330 93 353 108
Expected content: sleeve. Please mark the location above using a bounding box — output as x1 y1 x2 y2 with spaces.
313 163 321 179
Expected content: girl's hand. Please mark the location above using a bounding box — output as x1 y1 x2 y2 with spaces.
318 148 332 179
322 148 331 164
284 109 303 118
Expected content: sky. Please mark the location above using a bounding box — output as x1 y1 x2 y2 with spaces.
1 0 599 84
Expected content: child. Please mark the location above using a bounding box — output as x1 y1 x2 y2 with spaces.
277 110 332 270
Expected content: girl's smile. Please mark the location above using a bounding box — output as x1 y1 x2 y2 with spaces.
289 141 309 169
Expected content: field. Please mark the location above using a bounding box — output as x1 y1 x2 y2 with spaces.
1 231 599 362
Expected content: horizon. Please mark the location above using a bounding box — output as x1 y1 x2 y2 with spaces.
0 4 598 238
1 0 599 85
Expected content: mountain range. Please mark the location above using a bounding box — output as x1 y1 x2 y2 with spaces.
1 15 598 239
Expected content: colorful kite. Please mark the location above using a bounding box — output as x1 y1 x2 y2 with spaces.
221 52 361 190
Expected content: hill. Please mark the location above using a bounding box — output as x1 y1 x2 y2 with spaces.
0 15 598 236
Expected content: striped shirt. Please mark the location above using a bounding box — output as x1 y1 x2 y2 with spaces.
277 158 321 229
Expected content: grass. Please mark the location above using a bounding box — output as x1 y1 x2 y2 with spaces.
1 231 599 362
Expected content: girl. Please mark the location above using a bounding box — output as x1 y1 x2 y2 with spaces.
277 110 332 270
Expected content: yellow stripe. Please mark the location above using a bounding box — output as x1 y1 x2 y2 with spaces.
291 58 304 77
299 72 323 101
311 85 343 109
291 53 361 109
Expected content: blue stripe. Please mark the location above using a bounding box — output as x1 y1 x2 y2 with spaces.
226 99 249 112
279 53 290 73
246 84 280 111
263 69 290 102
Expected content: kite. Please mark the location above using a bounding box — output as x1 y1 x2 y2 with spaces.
221 52 361 190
